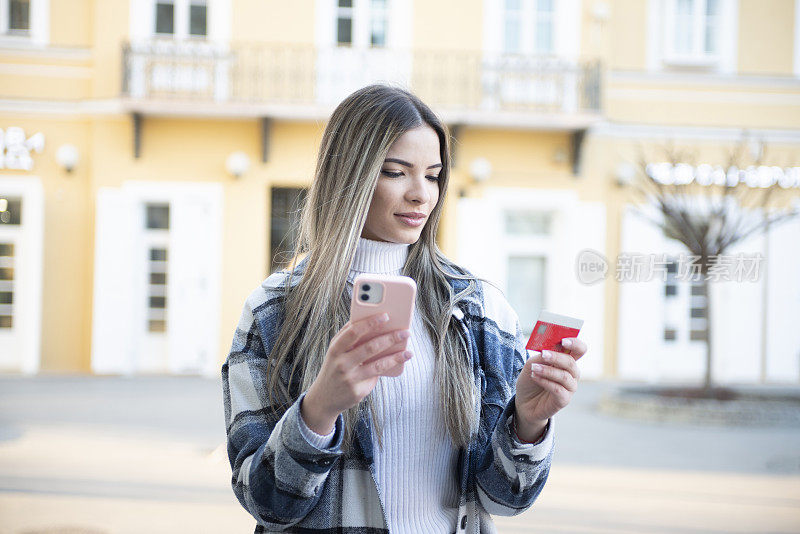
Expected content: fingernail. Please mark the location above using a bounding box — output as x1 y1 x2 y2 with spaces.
542 351 552 361
532 364 543 373
398 330 411 339
562 339 572 349
379 313 389 322
404 351 413 360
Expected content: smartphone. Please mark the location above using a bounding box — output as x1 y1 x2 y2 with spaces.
350 273 417 377
525 310 583 354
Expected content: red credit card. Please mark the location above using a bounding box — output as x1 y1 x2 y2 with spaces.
526 310 583 353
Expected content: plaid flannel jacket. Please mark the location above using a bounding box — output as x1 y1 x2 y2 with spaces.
222 257 555 533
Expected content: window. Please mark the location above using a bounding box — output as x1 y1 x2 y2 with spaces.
270 187 307 273
664 327 677 341
503 0 521 52
506 256 546 335
369 0 387 47
336 0 353 46
146 203 170 229
665 0 722 63
0 197 22 226
0 242 13 329
0 0 47 44
504 210 551 235
334 0 389 48
154 0 207 39
144 203 169 333
502 0 554 54
688 276 707 343
8 0 29 33
663 255 708 345
148 247 168 332
665 258 677 297
189 2 207 36
155 2 175 35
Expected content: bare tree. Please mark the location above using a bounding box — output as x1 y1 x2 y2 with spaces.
620 134 800 394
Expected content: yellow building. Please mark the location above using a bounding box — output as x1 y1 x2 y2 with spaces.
1 0 799 383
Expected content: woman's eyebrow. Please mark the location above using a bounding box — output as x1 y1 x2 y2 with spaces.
384 157 442 170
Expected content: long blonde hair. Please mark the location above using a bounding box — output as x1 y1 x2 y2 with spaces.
267 84 489 455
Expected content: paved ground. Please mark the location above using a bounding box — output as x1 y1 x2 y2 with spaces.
0 375 798 533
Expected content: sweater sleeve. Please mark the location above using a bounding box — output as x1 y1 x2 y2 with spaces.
222 286 344 530
298 396 337 449
472 283 555 516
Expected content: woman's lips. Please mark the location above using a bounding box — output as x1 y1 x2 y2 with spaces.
395 214 425 227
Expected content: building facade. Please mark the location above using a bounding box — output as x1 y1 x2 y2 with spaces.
1 0 799 383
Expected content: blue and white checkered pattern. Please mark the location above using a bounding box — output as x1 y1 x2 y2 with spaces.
222 257 554 533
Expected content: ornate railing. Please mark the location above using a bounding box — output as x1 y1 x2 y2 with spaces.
121 41 602 117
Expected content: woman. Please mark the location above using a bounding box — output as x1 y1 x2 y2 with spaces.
222 84 587 533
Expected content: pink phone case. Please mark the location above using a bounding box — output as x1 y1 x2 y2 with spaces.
350 273 417 377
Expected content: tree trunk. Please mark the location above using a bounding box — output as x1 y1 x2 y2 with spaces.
703 274 713 392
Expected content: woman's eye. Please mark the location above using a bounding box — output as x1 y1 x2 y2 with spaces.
426 175 441 182
381 170 403 178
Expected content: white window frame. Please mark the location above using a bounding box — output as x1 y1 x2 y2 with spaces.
130 0 229 45
502 0 556 55
485 0 581 59
0 0 49 48
664 0 720 65
332 0 389 49
152 0 208 41
648 0 738 73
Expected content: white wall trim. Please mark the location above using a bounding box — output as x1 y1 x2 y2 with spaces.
607 86 800 106
590 121 800 144
609 69 800 88
0 63 92 78
0 45 91 59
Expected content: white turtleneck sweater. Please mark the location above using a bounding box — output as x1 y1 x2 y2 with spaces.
299 237 460 533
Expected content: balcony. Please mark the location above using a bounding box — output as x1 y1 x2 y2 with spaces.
121 41 602 130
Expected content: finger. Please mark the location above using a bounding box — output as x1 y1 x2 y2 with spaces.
331 312 390 354
557 338 587 360
531 361 578 392
354 349 413 380
347 329 410 366
529 373 572 406
541 350 581 382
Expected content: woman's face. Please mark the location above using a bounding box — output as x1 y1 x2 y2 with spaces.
361 124 442 244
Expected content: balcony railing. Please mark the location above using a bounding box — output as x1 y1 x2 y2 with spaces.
121 41 602 123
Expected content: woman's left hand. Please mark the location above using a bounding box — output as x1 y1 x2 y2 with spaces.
513 338 588 441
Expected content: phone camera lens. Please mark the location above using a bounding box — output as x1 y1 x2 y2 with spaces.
360 294 369 301
362 284 371 291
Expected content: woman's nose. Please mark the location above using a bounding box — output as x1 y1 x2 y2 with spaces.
405 175 431 204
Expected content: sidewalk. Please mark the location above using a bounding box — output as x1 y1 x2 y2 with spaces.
0 376 798 533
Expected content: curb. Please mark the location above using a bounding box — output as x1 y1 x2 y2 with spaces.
596 389 800 427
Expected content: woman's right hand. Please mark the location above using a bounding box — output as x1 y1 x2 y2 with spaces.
301 312 413 435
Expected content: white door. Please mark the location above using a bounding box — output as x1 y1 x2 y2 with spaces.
456 187 605 379
0 178 44 374
167 192 222 375
92 188 139 374
92 182 222 376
